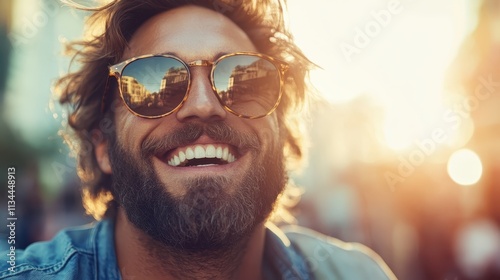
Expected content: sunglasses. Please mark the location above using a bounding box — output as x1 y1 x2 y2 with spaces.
107 52 289 119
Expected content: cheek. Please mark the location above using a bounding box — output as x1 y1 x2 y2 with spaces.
255 115 281 152
113 109 133 146
113 109 152 155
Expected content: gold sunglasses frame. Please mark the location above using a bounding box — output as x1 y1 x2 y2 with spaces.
107 52 289 119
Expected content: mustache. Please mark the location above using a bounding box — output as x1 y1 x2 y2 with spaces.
141 122 260 158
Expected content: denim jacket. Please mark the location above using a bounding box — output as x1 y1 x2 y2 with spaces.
0 219 395 279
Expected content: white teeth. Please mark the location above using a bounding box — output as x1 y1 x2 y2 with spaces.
206 145 216 158
186 148 195 160
166 145 237 167
194 146 205 159
216 147 222 158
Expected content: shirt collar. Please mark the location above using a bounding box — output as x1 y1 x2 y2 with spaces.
263 222 312 280
92 219 311 279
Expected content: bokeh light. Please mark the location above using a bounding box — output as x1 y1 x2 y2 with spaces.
447 149 483 186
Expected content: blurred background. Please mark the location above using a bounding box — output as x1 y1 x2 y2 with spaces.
1 0 499 279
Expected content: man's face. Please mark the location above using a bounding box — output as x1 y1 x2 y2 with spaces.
97 5 287 250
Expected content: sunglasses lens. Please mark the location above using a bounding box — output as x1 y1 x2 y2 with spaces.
120 56 188 117
213 55 281 118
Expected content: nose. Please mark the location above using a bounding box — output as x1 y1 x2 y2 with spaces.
175 67 227 122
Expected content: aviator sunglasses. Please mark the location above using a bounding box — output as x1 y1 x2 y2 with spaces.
107 52 289 119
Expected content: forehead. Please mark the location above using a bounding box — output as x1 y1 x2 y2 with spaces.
122 5 257 61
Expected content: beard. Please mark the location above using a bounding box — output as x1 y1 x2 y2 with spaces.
107 122 286 252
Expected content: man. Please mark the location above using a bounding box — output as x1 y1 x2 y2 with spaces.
1 0 396 279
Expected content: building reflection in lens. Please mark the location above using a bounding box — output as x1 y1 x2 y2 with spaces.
218 58 279 115
121 65 188 115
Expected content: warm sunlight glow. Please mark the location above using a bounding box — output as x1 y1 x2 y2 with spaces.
447 149 483 186
445 117 475 149
383 111 418 150
288 0 468 152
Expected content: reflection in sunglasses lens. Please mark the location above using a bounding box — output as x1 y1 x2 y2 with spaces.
213 55 280 117
121 56 188 117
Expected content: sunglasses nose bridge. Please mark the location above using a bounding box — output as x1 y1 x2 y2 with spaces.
185 60 221 105
175 65 227 121
187 59 213 67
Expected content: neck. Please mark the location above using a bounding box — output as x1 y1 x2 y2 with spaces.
114 209 266 280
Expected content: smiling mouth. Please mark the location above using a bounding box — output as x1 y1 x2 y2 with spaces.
165 144 237 167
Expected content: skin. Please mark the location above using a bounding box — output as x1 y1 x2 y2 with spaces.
94 5 282 280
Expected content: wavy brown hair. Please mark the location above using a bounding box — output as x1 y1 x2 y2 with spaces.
56 0 314 220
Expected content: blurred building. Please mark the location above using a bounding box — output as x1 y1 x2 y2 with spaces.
0 0 93 250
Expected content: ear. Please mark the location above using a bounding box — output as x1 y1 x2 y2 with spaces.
92 130 112 174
